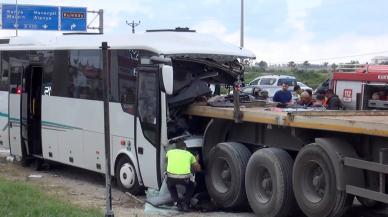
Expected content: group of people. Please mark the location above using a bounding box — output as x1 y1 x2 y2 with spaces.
273 83 344 110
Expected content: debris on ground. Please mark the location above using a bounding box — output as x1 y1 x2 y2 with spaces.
27 174 43 179
6 156 14 162
125 192 145 204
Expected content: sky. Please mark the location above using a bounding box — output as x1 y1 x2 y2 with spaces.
1 0 388 64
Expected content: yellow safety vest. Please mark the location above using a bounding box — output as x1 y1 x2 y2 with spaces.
166 149 196 175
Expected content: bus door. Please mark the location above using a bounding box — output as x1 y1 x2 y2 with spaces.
20 65 43 158
135 66 162 189
9 66 23 157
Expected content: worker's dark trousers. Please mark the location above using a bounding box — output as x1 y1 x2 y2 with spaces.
166 177 195 206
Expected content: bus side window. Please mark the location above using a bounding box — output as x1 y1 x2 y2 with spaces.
112 50 139 115
120 84 136 114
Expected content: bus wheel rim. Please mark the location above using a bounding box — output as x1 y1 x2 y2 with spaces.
120 163 136 189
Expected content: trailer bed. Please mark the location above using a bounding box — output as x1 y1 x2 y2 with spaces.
186 105 388 137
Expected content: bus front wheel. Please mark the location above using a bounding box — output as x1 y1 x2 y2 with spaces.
115 156 143 195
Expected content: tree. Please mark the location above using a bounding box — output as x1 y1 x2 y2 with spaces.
303 61 310 68
257 60 268 71
323 62 329 67
380 61 388 65
288 61 296 68
331 63 338 70
348 60 359 64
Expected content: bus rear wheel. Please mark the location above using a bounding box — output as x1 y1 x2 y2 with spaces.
115 156 143 195
293 143 353 217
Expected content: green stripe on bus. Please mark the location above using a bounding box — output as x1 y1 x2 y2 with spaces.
0 112 82 130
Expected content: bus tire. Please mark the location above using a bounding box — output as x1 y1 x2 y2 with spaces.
245 148 296 217
205 142 251 209
293 144 353 217
115 156 143 195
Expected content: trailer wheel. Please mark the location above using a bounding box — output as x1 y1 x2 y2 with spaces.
245 148 295 217
293 144 353 217
205 142 251 209
115 156 143 195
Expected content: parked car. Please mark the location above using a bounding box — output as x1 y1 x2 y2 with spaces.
247 75 297 97
297 82 313 92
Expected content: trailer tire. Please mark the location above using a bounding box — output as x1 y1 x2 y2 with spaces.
245 148 296 217
205 142 251 209
115 156 143 195
293 144 353 217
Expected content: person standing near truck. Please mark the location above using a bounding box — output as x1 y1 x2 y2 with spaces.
166 141 201 211
273 83 292 107
325 89 344 110
293 85 304 100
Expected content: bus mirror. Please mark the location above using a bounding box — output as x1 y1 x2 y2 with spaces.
162 65 174 95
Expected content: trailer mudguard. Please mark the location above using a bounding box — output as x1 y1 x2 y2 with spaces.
315 138 364 191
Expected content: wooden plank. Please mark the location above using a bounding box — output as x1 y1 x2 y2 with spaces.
288 110 388 117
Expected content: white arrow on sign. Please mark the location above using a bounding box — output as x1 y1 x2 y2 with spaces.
42 24 48 29
70 23 76 30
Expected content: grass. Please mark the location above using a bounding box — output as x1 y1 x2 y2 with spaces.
0 178 103 217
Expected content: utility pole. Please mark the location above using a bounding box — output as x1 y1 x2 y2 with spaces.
126 20 141 34
240 0 244 48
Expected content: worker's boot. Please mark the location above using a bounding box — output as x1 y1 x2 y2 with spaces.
177 203 184 211
181 203 189 212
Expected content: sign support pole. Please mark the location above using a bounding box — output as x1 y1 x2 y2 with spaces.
15 0 18 36
98 9 104 34
240 0 244 48
101 42 114 217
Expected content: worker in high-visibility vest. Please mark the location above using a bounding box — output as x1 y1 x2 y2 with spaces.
166 140 201 212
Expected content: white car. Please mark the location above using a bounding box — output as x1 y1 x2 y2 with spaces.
297 82 313 92
248 75 297 97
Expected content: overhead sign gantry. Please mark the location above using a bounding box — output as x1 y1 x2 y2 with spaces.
0 4 87 31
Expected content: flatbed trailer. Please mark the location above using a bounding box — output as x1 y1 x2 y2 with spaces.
186 105 388 137
183 103 388 217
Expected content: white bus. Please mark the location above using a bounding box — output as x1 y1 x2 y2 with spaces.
0 32 254 194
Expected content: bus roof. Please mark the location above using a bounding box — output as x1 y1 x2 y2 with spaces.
0 32 255 59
